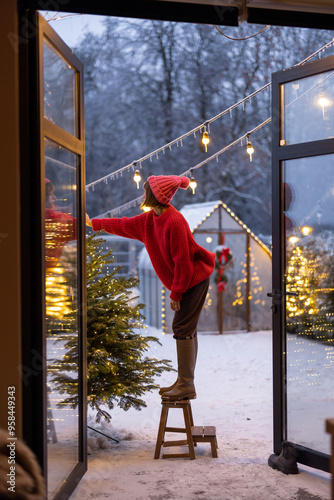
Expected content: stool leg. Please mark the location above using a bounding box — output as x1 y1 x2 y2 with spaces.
154 405 169 459
211 437 218 458
183 405 195 460
187 401 197 446
188 400 194 427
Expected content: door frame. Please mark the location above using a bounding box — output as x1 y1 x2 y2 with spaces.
19 11 87 498
271 55 334 473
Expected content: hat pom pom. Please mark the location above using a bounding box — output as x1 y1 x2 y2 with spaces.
180 176 190 189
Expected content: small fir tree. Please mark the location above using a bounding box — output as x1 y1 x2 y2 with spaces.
52 231 173 422
285 234 334 344
286 240 319 335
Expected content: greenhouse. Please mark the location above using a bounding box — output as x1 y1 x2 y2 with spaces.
138 200 272 334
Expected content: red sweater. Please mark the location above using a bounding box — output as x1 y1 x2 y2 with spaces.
45 208 77 272
92 205 215 301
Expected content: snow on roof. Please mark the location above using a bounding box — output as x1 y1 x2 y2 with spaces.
180 200 272 256
180 200 221 231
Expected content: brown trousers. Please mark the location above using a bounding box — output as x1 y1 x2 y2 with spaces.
172 277 210 340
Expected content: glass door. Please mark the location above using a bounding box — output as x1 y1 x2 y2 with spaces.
39 16 87 499
20 13 87 499
271 56 334 471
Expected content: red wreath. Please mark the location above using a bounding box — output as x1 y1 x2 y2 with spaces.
214 246 233 292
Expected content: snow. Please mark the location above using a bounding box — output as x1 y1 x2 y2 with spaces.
180 201 221 231
67 329 331 500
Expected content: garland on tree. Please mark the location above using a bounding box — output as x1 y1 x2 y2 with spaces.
51 231 174 422
214 245 234 292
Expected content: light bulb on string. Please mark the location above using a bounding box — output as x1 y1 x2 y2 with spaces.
246 134 254 162
133 169 141 189
301 226 312 236
318 91 332 118
202 124 210 153
189 170 197 195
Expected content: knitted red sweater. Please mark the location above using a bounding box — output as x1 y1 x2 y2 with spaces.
92 205 215 301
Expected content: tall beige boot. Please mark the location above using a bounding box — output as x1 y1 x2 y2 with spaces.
163 338 197 400
159 337 198 396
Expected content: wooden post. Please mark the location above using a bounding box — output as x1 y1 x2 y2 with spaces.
246 233 251 332
326 418 334 500
218 291 223 335
218 230 223 335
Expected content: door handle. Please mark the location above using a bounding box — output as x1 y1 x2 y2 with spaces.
267 290 299 298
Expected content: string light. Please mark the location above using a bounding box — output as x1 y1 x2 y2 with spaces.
74 38 330 193
189 169 197 195
133 170 141 189
289 236 299 245
95 118 271 218
202 125 210 153
301 226 313 236
318 91 332 118
89 39 334 219
246 134 254 162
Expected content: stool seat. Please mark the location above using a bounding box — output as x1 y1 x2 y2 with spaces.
192 426 218 458
154 399 218 460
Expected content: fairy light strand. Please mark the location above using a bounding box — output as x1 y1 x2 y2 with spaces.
86 37 334 192
95 117 271 217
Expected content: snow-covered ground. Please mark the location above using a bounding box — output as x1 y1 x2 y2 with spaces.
63 329 332 500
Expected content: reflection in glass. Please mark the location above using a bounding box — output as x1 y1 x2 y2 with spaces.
284 155 334 454
283 71 334 145
44 139 79 498
44 39 78 137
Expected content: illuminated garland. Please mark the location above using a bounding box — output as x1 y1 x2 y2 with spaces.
95 118 271 217
86 37 334 195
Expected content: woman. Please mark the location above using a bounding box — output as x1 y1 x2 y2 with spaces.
45 178 78 272
87 175 215 400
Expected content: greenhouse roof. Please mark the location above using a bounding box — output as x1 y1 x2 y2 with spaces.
180 200 272 255
180 200 221 232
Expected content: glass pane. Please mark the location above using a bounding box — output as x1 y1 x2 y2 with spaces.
283 70 334 145
44 139 79 498
284 155 334 454
44 39 78 137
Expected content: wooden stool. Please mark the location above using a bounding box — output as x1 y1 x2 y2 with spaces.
192 426 218 458
154 399 196 460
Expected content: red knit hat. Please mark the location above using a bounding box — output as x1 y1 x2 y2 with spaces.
147 175 190 205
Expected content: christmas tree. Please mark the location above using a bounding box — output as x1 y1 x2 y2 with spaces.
52 231 173 422
286 241 319 335
285 233 334 343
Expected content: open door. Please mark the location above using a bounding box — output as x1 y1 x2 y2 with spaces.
20 13 87 499
270 55 334 472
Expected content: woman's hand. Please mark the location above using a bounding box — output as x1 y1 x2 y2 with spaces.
86 213 92 227
170 300 180 312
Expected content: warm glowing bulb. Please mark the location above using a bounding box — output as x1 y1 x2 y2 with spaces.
206 237 213 243
301 226 312 236
133 170 141 189
202 131 210 152
142 206 151 212
189 177 197 194
318 93 332 118
289 236 299 244
247 139 254 162
318 95 332 108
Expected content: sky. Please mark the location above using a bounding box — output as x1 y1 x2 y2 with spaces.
40 11 106 48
